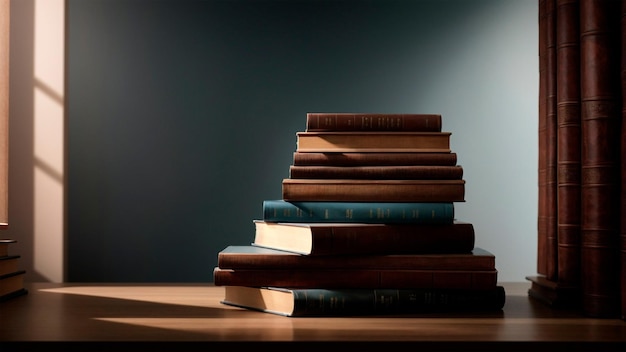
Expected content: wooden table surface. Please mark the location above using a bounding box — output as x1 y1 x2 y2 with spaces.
1 282 625 351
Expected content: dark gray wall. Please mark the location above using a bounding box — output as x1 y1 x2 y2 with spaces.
67 0 537 282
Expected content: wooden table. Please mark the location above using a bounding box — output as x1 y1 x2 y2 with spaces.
1 282 625 351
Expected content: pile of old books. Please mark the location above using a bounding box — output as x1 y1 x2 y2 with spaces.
213 113 505 317
0 239 28 302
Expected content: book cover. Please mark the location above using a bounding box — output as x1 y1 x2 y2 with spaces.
556 0 581 286
281 179 465 202
580 0 621 318
252 220 475 256
213 267 498 290
0 270 26 299
0 239 16 257
537 0 549 277
288 165 463 180
217 245 495 271
545 0 559 282
0 255 19 277
292 152 458 166
221 285 506 317
305 113 442 132
262 200 455 224
295 131 451 153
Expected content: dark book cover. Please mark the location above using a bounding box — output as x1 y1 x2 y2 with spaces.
213 267 498 290
252 220 475 256
620 0 626 322
546 0 559 282
262 200 455 224
221 286 506 317
217 245 495 271
556 0 581 286
537 0 549 277
305 113 442 132
281 179 465 203
292 152 458 167
288 165 463 180
580 0 621 318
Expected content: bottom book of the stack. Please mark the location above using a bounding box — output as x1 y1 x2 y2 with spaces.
0 270 28 302
221 285 506 317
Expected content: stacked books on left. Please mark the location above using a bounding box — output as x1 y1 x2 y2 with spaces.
213 113 505 317
0 239 28 302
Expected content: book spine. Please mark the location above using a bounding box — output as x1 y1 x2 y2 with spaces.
289 286 505 317
309 222 475 255
546 0 559 282
295 131 451 153
556 0 581 286
292 152 458 166
620 1 626 320
262 200 454 224
537 0 549 276
305 113 442 132
288 165 463 180
254 222 475 256
281 179 465 202
218 251 495 271
213 267 498 290
580 0 621 318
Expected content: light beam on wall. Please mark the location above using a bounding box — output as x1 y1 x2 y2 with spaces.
32 0 64 282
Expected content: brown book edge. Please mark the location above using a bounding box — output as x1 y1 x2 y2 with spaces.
525 275 581 309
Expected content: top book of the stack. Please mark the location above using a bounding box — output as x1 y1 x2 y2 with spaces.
305 113 442 132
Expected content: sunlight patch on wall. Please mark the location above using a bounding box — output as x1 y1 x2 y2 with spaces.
33 0 64 282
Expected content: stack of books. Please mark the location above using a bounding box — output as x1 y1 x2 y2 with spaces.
0 239 28 302
213 113 505 317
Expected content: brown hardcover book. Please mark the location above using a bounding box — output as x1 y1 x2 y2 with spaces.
546 0 558 282
213 267 498 290
252 220 475 256
537 0 549 276
217 245 495 271
281 179 465 202
556 0 581 286
526 275 581 308
305 113 442 132
0 239 15 257
292 152 458 166
288 165 463 180
621 0 626 322
580 0 621 318
0 255 19 277
0 270 27 301
295 131 451 153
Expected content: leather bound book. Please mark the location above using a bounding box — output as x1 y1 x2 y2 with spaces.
580 0 621 318
556 0 581 287
620 1 626 320
305 113 442 132
292 152 458 167
545 0 558 282
537 0 549 276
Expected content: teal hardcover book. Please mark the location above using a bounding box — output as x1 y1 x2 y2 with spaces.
262 200 454 224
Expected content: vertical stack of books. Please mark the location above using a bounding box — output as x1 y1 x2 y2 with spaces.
213 113 505 317
0 239 27 302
